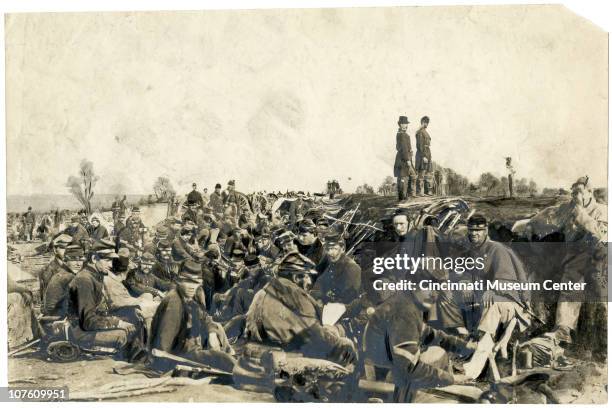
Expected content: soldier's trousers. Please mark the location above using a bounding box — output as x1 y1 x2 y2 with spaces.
556 248 607 331
417 171 434 195
397 176 416 200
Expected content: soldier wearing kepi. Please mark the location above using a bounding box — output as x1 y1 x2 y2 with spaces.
125 252 173 299
245 252 356 366
415 116 433 196
393 116 416 200
149 260 236 373
39 234 73 298
68 239 146 361
310 230 361 305
42 244 84 317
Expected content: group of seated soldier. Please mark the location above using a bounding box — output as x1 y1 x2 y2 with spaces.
29 176 606 402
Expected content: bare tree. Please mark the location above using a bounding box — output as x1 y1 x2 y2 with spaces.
153 176 176 202
66 159 99 215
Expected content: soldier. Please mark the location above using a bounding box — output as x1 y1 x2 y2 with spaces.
172 227 202 262
255 227 280 261
42 244 84 317
222 180 240 207
216 254 271 322
415 116 433 196
276 230 299 256
88 215 109 241
23 206 36 241
151 240 178 282
209 183 224 215
531 176 607 344
393 116 416 200
296 219 326 271
505 157 516 198
363 275 474 402
39 234 73 298
116 208 146 250
445 214 531 378
186 182 204 208
68 239 146 361
125 252 173 299
245 252 356 366
149 260 236 373
310 231 361 305
63 215 90 249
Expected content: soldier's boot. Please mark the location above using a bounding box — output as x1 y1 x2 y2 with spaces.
424 179 433 196
415 178 424 197
407 177 417 198
396 177 406 200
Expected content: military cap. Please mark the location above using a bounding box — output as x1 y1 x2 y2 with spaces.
156 225 169 235
90 215 100 222
183 220 197 230
157 239 172 250
571 175 590 189
393 207 412 218
228 180 235 186
132 206 140 213
323 230 345 246
178 260 202 283
276 231 296 246
139 252 156 264
215 183 222 189
204 248 220 259
278 252 317 275
91 239 119 259
117 247 131 258
258 226 272 238
231 248 246 260
245 254 260 267
180 226 194 236
298 219 317 234
467 213 488 230
52 234 73 249
64 244 85 260
398 115 409 125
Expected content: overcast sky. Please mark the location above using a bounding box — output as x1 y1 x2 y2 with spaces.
6 5 608 196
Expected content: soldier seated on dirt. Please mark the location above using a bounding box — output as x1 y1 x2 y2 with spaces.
42 244 84 318
149 259 236 373
245 252 356 367
125 252 173 299
363 270 475 403
68 239 147 362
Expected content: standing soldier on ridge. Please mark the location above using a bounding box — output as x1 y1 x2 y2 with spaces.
393 116 416 200
415 116 433 196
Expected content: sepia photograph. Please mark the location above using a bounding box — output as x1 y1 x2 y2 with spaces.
3 2 609 403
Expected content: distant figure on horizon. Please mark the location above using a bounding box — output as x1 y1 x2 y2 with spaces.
505 157 516 198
